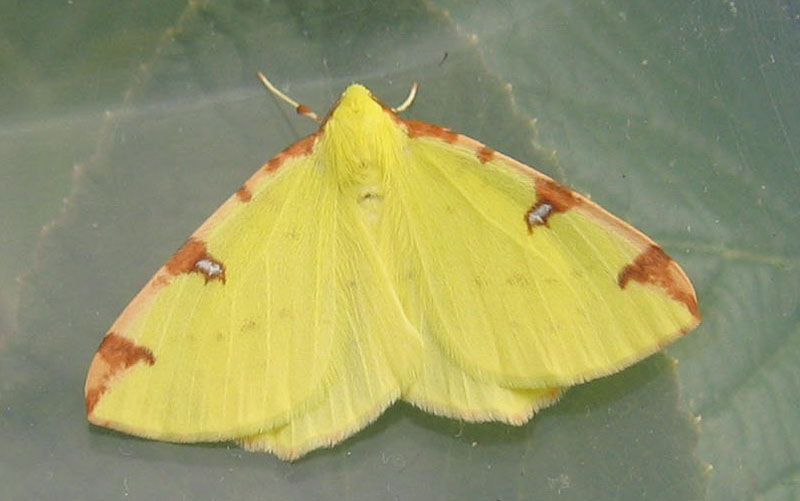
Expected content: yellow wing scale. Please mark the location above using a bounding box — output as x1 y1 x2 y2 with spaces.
86 83 700 460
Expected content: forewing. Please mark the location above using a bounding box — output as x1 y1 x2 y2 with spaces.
391 124 700 388
86 139 344 441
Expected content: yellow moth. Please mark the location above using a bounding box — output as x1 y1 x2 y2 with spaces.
85 73 700 460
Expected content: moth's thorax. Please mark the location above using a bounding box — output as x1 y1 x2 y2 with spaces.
318 85 406 192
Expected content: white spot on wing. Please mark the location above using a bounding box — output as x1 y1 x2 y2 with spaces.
527 203 554 226
195 258 223 278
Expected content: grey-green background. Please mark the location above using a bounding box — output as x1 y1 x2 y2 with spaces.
1 1 797 499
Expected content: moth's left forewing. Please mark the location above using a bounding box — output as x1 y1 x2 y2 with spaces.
398 119 700 388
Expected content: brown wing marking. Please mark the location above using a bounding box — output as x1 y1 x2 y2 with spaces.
165 238 226 284
618 245 700 320
85 332 155 415
523 178 583 231
265 132 320 172
404 120 459 143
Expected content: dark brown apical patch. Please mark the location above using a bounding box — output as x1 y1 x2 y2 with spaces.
85 333 155 414
618 245 700 319
96 332 155 372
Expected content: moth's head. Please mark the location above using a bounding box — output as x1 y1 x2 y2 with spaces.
327 84 391 125
320 85 405 183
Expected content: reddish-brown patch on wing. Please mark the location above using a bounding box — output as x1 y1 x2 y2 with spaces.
535 178 582 212
476 145 495 163
403 120 459 143
165 237 226 283
97 333 155 375
296 104 312 116
84 388 104 418
85 332 155 415
165 238 204 275
265 132 319 172
236 185 252 202
618 245 700 319
525 178 583 232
